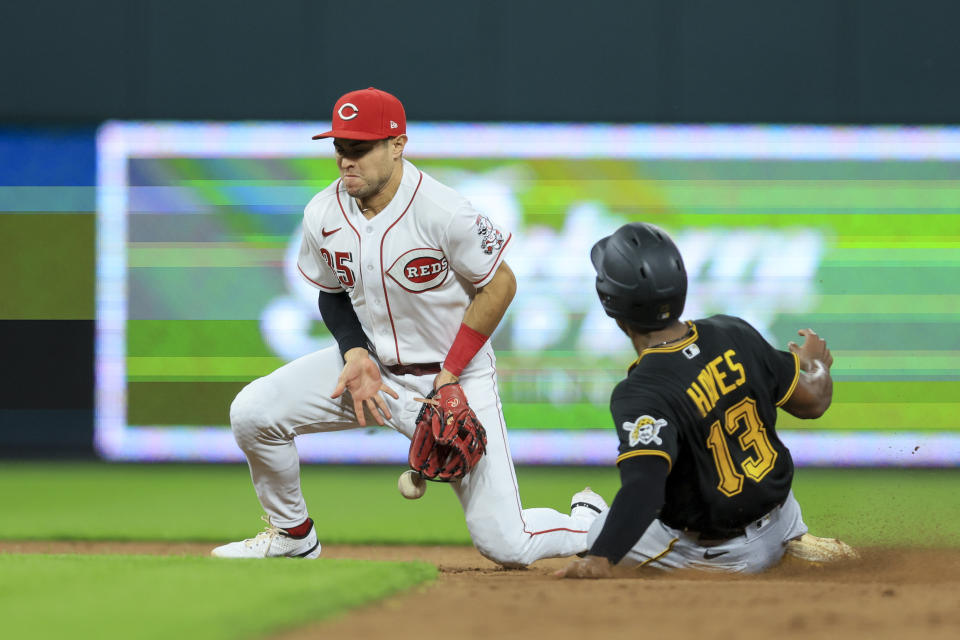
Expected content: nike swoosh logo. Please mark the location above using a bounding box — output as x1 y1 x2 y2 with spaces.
321 227 342 237
703 550 729 560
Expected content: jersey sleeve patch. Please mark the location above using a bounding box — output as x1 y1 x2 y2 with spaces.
475 214 506 255
443 206 512 287
611 379 680 471
622 415 669 447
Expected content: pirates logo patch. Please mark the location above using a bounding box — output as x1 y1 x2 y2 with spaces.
622 415 668 447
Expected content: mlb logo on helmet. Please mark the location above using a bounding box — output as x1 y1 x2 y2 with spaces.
312 87 407 141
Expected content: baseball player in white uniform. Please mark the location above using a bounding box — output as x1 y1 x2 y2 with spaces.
212 87 606 566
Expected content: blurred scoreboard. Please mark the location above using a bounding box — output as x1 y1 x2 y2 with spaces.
95 122 960 465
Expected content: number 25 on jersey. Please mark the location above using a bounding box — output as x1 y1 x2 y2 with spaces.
320 249 355 288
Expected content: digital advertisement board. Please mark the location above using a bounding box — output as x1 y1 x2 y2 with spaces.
96 122 960 465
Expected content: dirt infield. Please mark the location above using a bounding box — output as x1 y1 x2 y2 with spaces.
4 541 959 640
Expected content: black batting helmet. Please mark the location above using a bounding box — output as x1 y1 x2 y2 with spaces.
590 222 687 330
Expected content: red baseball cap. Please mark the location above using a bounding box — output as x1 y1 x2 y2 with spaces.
312 87 406 140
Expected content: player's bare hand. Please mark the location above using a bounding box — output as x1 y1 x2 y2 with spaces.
788 328 833 372
433 368 459 390
554 555 614 579
331 349 399 426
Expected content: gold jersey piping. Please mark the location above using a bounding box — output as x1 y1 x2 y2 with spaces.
616 449 673 471
775 351 801 407
627 321 698 373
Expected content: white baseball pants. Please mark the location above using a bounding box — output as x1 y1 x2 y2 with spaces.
229 344 591 567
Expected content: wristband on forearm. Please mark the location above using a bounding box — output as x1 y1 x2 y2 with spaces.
443 323 489 376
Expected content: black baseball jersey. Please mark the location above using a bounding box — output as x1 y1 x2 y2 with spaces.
610 315 800 536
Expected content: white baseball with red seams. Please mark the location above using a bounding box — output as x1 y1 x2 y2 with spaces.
228 158 596 566
398 470 427 500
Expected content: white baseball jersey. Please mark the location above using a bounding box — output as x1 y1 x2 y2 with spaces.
296 159 511 366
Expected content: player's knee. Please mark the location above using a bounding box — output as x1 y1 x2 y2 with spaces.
229 379 278 450
467 520 529 568
475 543 528 569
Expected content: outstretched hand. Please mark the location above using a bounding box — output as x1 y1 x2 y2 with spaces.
788 328 833 372
554 555 614 579
331 349 399 426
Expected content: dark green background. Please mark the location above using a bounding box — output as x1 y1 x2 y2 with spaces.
3 1 960 125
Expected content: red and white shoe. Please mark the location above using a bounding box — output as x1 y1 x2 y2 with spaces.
211 516 321 559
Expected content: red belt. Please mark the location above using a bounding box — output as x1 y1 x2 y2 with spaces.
386 362 442 377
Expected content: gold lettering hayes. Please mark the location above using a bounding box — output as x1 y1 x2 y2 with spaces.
686 349 746 417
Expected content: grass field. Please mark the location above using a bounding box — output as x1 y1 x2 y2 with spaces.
1 463 958 639
1 554 435 639
2 463 957 546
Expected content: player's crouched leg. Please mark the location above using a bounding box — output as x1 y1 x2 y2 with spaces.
227 375 316 525
465 506 590 569
463 508 529 568
229 377 289 452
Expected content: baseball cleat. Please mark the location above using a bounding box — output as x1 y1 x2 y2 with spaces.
211 515 321 559
570 486 608 521
785 533 860 563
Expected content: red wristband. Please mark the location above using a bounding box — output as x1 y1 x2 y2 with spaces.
443 323 489 376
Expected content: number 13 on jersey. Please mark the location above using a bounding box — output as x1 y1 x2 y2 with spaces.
705 397 778 497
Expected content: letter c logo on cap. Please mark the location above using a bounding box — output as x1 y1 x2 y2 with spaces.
338 103 359 121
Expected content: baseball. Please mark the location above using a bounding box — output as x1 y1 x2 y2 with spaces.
398 470 427 499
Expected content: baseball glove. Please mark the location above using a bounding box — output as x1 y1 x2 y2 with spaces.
409 383 487 481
